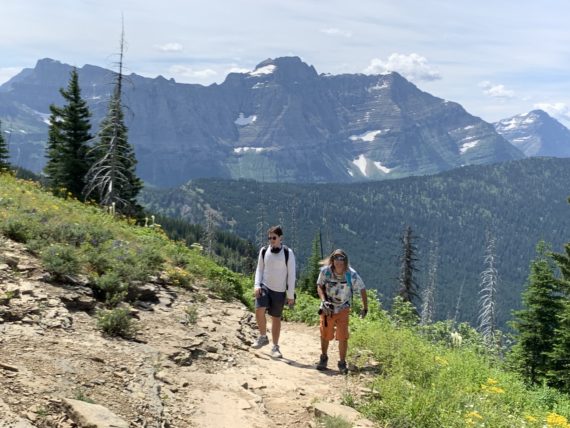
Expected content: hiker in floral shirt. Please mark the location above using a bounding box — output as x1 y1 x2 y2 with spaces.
316 249 368 374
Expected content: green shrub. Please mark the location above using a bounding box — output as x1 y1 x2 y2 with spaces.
41 243 81 280
184 305 199 324
94 271 128 307
282 292 320 325
206 280 238 301
1 218 34 243
136 244 165 276
317 415 352 428
389 295 420 327
84 246 113 275
47 222 113 247
167 267 192 288
205 265 250 306
73 388 95 404
96 307 136 338
168 246 190 268
26 237 51 256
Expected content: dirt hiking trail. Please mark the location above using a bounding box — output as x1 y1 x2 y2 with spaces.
0 238 377 427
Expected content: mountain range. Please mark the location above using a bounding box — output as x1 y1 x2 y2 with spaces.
0 56 546 187
494 109 570 157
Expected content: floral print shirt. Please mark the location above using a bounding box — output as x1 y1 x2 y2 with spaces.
317 266 365 313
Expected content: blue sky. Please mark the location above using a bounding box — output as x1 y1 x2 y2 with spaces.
2 0 570 125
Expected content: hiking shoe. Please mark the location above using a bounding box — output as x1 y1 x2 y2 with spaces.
271 345 282 358
252 335 269 349
338 360 349 375
316 354 328 371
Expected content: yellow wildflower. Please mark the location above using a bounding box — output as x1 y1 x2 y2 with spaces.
524 414 537 423
546 412 570 428
480 378 505 394
465 411 483 420
435 355 449 366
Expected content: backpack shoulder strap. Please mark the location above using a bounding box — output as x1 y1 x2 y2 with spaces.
346 269 354 301
262 246 289 266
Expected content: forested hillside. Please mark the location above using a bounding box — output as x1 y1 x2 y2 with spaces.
141 157 570 327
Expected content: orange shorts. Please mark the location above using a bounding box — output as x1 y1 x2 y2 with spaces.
320 307 350 341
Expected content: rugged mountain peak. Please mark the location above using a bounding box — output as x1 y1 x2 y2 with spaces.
35 57 65 67
249 56 318 81
495 109 570 157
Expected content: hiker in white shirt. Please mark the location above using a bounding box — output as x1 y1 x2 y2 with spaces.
251 225 296 359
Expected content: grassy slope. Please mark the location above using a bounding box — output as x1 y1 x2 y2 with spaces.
0 173 252 311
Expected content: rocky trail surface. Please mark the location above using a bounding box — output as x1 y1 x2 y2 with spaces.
0 238 376 427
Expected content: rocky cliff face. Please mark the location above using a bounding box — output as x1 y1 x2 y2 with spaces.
494 109 570 157
1 57 523 187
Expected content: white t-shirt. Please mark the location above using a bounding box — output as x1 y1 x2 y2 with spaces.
254 246 296 300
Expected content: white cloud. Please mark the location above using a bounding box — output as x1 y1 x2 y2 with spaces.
320 27 352 38
168 65 217 80
479 81 515 99
363 53 441 82
156 43 184 52
534 102 570 121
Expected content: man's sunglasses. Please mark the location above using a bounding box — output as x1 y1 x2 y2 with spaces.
268 236 279 241
334 255 346 261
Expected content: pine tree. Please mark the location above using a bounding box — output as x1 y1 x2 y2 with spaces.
478 233 498 344
44 68 92 199
0 120 10 172
44 105 65 187
84 27 143 217
547 241 570 390
299 231 322 297
510 242 563 385
398 225 419 308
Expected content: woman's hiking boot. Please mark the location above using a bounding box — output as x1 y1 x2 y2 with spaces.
338 360 348 375
252 335 269 349
316 354 328 371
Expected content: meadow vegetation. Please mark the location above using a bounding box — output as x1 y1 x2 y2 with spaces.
0 173 252 337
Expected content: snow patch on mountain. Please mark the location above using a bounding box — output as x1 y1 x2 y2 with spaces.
235 114 257 126
249 65 276 77
368 81 389 92
233 147 266 154
349 129 387 142
352 155 391 176
373 161 391 173
460 140 480 154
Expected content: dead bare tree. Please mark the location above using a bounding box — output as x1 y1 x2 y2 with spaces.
83 20 142 217
478 233 499 344
420 241 438 325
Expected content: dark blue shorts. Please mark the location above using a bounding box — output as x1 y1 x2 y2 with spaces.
255 285 286 318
